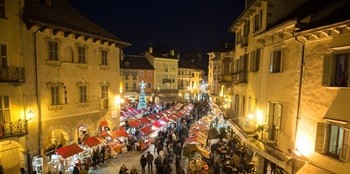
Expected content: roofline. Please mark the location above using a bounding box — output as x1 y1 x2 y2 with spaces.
228 0 261 33
121 68 155 70
24 19 131 47
255 20 297 39
295 19 350 36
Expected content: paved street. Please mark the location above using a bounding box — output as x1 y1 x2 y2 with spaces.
88 144 188 174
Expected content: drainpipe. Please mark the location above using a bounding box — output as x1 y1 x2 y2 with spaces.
293 36 305 174
33 25 43 155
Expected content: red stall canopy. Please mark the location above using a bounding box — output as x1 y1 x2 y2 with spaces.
139 117 151 124
56 144 84 159
99 131 112 138
141 126 155 135
82 136 104 147
111 128 129 138
161 117 170 123
127 120 142 128
148 114 158 120
153 120 165 128
168 115 178 121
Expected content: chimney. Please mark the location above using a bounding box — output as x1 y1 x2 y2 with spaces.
176 53 180 59
149 46 153 53
170 49 175 56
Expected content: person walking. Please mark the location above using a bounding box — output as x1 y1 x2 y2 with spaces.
154 155 162 174
119 164 128 174
146 151 154 173
140 155 147 173
130 166 138 174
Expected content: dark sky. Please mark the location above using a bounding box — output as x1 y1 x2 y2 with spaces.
68 0 244 55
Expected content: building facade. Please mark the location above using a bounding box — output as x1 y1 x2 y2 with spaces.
0 0 129 172
178 59 204 101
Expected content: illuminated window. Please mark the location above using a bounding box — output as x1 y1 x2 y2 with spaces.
316 122 350 161
101 85 108 109
322 53 350 87
270 50 283 73
48 41 59 61
0 44 7 68
125 83 129 91
0 0 5 18
48 82 66 106
101 50 108 65
78 46 86 64
0 95 10 122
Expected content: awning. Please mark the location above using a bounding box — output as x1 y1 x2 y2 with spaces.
324 90 350 126
148 114 158 120
245 137 292 170
139 117 151 124
127 120 142 128
141 126 155 135
82 136 104 147
183 144 210 159
99 131 112 138
161 117 170 123
153 121 165 128
184 136 207 145
111 128 129 138
228 119 247 141
99 120 108 127
55 144 84 159
168 115 178 121
296 163 334 174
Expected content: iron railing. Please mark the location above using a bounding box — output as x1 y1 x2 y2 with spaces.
0 67 25 83
0 119 28 139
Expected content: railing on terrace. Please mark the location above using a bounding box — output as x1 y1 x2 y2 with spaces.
0 67 25 83
0 119 28 139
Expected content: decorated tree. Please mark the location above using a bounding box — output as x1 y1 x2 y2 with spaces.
137 81 147 110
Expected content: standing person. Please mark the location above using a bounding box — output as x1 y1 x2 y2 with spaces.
100 145 106 164
20 167 25 174
140 155 147 174
72 164 80 174
119 164 128 174
146 151 154 173
154 155 162 174
0 165 4 174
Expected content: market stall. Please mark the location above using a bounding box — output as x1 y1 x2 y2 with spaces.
52 144 84 174
138 126 155 150
109 128 129 157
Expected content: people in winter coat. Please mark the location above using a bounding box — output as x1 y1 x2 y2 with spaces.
140 155 147 173
146 151 154 172
119 164 128 174
130 166 138 174
154 155 162 174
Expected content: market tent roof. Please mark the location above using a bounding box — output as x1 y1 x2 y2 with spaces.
111 128 129 138
296 163 333 174
161 117 170 123
99 120 108 127
168 115 178 121
139 117 151 124
141 126 155 135
153 121 166 128
127 120 142 128
82 136 104 147
184 136 206 146
55 144 84 159
99 131 112 138
148 114 158 120
183 144 210 159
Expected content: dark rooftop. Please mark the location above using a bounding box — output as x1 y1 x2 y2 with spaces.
121 55 154 70
23 0 130 45
178 59 202 70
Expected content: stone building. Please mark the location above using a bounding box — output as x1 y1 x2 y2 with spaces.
178 59 204 101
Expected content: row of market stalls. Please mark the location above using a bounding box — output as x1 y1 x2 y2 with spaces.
48 103 193 174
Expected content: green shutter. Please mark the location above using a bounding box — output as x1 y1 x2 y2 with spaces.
340 129 350 161
322 54 335 86
274 104 282 129
315 122 327 154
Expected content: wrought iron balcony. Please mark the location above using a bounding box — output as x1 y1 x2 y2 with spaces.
219 74 233 85
0 120 28 139
0 67 25 83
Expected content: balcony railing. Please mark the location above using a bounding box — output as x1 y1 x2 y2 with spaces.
233 71 247 84
0 67 25 83
155 89 178 93
178 85 190 90
163 79 175 83
0 120 28 139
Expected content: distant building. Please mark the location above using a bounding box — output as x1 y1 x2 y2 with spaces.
120 55 154 102
178 59 204 101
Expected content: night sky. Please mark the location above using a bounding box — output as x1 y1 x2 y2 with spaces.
68 0 244 55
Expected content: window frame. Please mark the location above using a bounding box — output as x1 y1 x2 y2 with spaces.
48 41 59 61
322 53 350 87
79 85 88 103
101 50 108 66
0 43 7 68
0 0 6 18
0 95 10 122
77 45 86 64
266 102 282 142
50 86 60 105
250 48 260 72
269 49 283 73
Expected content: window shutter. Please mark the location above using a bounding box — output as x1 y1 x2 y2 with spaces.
340 129 350 161
279 50 283 72
256 48 260 72
274 104 282 129
265 102 270 125
322 54 334 86
269 52 274 73
315 122 327 154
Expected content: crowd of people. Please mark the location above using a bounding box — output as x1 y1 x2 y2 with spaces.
119 99 212 174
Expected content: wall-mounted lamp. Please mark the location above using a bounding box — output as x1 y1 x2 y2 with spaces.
27 110 34 121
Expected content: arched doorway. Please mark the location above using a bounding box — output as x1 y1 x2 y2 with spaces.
0 140 25 173
43 129 69 159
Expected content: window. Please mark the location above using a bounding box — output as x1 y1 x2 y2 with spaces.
78 46 86 64
316 122 350 161
0 95 10 123
234 94 240 118
192 73 194 77
132 83 136 91
270 50 283 73
125 83 129 91
254 10 262 32
140 71 144 77
322 53 350 87
79 86 87 103
0 0 5 18
250 48 260 72
266 102 282 142
148 83 151 88
147 71 151 77
48 41 59 61
50 86 60 105
244 20 250 36
101 50 108 65
172 64 175 70
101 85 108 109
0 44 7 68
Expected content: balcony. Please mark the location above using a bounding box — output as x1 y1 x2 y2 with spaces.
233 71 247 84
219 74 233 85
155 89 178 93
178 85 191 90
178 74 191 78
0 120 28 139
0 67 25 83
